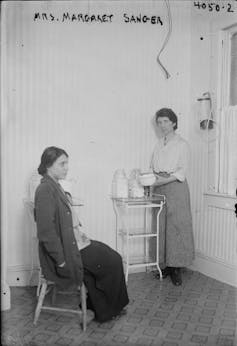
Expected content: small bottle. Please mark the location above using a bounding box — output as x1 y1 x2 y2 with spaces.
111 169 128 198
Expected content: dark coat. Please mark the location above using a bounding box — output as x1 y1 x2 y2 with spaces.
34 175 83 289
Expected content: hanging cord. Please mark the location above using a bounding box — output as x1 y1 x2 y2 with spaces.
157 0 172 79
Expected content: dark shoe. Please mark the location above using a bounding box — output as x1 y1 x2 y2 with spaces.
112 308 127 320
170 267 182 286
162 267 172 278
155 267 171 279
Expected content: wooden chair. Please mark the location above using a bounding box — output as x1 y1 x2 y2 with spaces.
33 276 88 331
23 198 88 331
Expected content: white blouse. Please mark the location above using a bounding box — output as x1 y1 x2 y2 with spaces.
151 134 190 182
70 205 91 250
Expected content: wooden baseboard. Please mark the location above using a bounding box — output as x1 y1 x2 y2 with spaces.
190 252 237 288
7 265 39 286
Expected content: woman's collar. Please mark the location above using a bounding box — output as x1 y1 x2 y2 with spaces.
43 174 70 207
160 133 179 145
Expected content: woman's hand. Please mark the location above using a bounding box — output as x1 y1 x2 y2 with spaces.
58 261 66 268
153 175 168 186
57 262 70 278
153 174 177 186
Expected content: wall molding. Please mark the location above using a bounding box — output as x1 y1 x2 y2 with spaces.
6 263 146 287
190 251 237 288
7 265 39 287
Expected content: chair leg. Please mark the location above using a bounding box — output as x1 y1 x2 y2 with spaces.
36 281 42 297
36 269 42 297
33 281 47 325
81 283 87 331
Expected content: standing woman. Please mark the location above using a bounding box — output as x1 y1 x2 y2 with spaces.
34 146 129 322
151 108 195 286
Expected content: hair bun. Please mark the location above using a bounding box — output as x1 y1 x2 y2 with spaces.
38 163 46 176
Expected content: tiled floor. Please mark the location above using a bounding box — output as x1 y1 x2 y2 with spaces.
2 270 237 346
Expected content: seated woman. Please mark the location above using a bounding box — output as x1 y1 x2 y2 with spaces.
34 146 129 323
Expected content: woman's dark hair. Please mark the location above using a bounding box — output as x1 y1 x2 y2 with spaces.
155 108 178 130
38 146 69 176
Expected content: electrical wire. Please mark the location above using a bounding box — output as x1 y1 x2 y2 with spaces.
157 0 172 79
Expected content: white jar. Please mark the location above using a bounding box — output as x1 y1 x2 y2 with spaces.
129 181 144 198
128 169 144 198
111 169 128 198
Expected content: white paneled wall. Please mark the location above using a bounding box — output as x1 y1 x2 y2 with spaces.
189 7 237 287
2 1 192 285
204 205 235 263
193 193 237 287
3 0 235 290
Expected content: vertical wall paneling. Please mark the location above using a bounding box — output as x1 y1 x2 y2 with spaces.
3 1 236 287
193 194 237 287
2 1 193 285
189 7 237 287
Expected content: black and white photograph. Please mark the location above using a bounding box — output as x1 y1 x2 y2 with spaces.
1 0 237 345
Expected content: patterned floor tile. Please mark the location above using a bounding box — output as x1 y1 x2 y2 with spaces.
149 319 165 327
166 330 183 340
172 322 188 331
1 270 237 346
54 336 74 345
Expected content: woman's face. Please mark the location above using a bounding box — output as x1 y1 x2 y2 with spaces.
156 116 175 136
47 154 69 181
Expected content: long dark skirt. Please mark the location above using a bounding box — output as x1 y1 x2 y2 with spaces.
152 180 195 268
80 240 129 322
